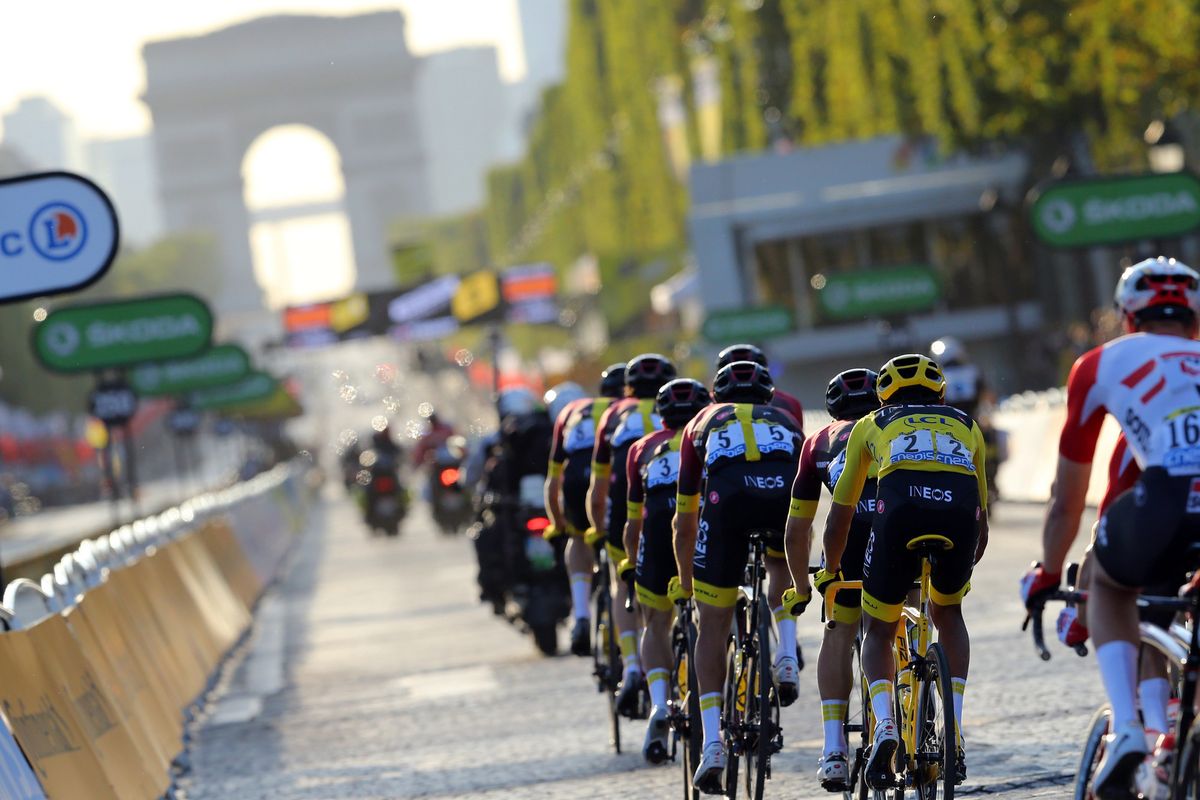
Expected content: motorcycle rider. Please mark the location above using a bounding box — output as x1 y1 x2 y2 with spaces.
411 410 457 467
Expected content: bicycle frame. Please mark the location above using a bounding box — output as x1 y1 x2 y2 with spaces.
729 533 768 738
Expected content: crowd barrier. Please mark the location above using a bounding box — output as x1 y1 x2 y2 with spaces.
993 389 1120 506
0 461 312 799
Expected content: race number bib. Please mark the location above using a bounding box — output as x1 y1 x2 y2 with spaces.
888 430 974 470
1163 410 1200 475
645 450 680 490
704 420 795 464
613 413 660 448
825 450 848 491
563 418 596 453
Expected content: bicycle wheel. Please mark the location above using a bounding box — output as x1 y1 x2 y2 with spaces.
741 595 778 800
723 599 749 799
913 642 956 800
592 576 622 754
1178 717 1200 799
1073 705 1110 800
676 612 702 800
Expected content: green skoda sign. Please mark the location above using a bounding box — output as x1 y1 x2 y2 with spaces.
702 305 793 343
189 371 278 410
1031 172 1200 248
818 265 940 320
130 344 251 396
33 293 213 372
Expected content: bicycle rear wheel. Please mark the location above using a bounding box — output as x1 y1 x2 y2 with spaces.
1073 705 1110 800
676 613 702 800
592 576 622 754
914 642 956 800
742 595 777 800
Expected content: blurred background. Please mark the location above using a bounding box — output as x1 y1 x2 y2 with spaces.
1 0 1199 523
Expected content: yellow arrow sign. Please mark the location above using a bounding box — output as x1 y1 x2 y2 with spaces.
452 271 501 323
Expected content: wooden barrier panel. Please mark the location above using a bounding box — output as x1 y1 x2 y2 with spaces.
71 588 182 767
27 614 166 799
166 535 248 650
62 604 172 778
200 519 263 608
0 628 120 800
123 555 219 692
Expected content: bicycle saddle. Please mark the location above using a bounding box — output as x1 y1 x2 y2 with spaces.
906 534 955 554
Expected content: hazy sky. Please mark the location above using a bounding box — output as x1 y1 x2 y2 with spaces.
0 0 527 140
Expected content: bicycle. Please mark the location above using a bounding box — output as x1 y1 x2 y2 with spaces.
1026 575 1199 799
719 529 789 800
828 534 959 799
592 542 624 753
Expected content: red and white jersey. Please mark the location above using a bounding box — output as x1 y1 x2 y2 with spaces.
1061 332 1200 474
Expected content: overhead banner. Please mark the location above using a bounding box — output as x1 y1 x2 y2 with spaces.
502 263 559 324
190 371 277 410
0 171 119 304
33 293 213 372
817 264 940 320
129 343 251 396
702 305 793 343
282 293 374 348
1030 172 1200 248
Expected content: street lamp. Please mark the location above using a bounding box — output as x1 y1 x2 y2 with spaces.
1146 119 1187 174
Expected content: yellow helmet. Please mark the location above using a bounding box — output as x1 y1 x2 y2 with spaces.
876 353 946 403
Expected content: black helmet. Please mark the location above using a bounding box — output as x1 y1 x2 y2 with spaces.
656 379 711 429
625 353 677 398
599 363 627 398
713 361 774 404
715 343 768 370
826 369 880 421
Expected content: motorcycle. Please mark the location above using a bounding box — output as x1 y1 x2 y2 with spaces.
362 454 407 537
429 435 471 535
507 473 570 656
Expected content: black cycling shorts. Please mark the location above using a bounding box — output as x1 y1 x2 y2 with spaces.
693 462 791 608
635 495 677 612
561 471 590 535
1095 467 1200 589
861 471 980 622
606 475 630 560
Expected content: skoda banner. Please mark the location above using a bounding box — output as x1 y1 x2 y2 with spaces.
190 371 278 410
1030 172 1200 248
32 293 213 372
0 171 120 303
129 343 251 396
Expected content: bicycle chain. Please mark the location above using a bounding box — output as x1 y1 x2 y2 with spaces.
956 771 1074 795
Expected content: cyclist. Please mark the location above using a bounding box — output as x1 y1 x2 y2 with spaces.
621 378 711 764
544 365 626 656
410 409 456 467
589 354 677 715
822 353 988 790
1020 256 1200 798
929 337 987 419
783 368 880 792
715 343 805 422
672 360 804 794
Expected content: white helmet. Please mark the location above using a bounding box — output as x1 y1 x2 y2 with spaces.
930 336 967 365
497 387 537 419
544 382 585 422
1115 256 1200 325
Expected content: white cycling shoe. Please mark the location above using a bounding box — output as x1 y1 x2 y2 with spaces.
817 751 850 792
773 656 800 707
693 741 727 795
864 720 899 791
642 705 670 765
1094 720 1148 800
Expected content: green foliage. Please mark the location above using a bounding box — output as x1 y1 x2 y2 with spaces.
88 232 221 301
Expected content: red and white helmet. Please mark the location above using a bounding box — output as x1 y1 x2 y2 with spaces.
1115 257 1200 324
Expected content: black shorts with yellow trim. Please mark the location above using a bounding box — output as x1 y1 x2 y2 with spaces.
561 471 591 534
861 471 979 623
635 495 677 612
824 518 872 624
692 463 791 608
606 474 630 554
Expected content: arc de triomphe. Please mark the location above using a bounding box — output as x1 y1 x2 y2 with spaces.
142 12 429 319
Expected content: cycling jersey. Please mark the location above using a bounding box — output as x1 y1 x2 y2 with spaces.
790 419 876 622
593 397 661 559
677 402 803 607
1059 332 1200 474
942 363 985 418
1099 435 1138 516
626 428 681 611
831 403 986 622
548 396 614 533
832 403 988 513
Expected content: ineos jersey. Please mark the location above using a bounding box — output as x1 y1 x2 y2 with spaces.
1060 332 1200 475
550 397 614 466
790 419 878 522
677 403 803 501
593 398 662 492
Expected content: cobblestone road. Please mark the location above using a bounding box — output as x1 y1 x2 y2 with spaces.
182 492 1099 799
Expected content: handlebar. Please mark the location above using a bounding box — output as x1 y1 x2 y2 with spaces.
1023 590 1087 661
624 576 636 614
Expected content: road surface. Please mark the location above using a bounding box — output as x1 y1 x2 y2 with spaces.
181 491 1099 799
